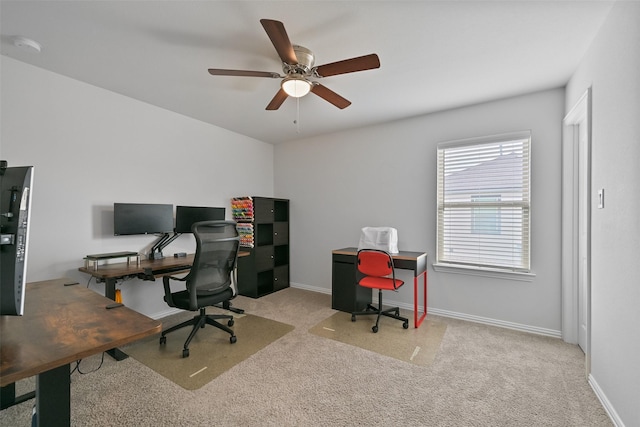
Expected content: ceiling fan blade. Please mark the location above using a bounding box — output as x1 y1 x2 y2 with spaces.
310 84 351 109
314 54 380 78
260 19 298 65
266 88 288 110
208 69 281 78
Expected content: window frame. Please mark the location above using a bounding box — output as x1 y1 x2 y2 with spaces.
433 131 534 279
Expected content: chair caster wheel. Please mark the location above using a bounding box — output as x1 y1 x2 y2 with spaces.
159 336 166 345
372 325 379 333
403 321 409 329
228 319 234 327
351 315 356 322
230 335 237 344
182 349 189 358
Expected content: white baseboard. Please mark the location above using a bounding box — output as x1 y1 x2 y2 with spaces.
290 282 561 338
589 374 625 427
290 282 332 295
424 307 562 338
151 307 182 320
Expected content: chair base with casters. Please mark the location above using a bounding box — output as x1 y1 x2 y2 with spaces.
351 288 409 333
160 220 241 358
159 307 237 358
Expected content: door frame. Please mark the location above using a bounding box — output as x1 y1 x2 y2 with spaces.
561 87 592 374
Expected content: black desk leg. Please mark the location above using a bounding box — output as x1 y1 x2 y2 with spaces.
104 277 117 301
36 364 70 427
0 383 35 409
103 278 129 361
105 348 129 361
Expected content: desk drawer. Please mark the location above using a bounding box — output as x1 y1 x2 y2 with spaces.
333 253 356 264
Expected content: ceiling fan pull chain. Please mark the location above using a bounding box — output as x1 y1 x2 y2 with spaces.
295 97 301 133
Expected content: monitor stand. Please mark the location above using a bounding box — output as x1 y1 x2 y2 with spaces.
149 233 179 260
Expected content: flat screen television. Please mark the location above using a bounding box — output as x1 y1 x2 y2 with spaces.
113 203 174 236
0 162 34 316
175 206 225 233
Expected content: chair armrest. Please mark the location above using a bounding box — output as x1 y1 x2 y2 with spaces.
162 275 185 307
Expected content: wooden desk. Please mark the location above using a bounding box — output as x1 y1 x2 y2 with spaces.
79 254 198 300
78 252 248 360
0 278 161 426
332 247 428 328
78 252 249 300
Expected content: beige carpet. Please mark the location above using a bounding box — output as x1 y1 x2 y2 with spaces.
1 288 612 426
124 312 293 390
309 310 446 366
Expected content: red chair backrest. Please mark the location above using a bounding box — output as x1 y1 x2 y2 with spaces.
357 249 393 277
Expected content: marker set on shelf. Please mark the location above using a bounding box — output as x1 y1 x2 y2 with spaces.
231 197 255 247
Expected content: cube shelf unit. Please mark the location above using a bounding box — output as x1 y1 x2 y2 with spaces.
231 196 289 298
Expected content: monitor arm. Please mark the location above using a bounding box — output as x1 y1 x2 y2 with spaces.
149 233 180 260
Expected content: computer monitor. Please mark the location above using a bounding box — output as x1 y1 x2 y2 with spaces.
113 203 174 236
175 206 225 233
0 162 34 316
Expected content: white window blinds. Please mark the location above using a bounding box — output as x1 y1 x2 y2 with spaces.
436 131 531 272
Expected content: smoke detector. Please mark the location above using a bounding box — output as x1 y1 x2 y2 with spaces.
13 36 41 53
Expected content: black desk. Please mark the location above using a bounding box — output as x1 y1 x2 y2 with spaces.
332 247 428 328
0 278 161 426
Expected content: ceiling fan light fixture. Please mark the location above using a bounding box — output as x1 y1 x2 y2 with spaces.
281 75 311 98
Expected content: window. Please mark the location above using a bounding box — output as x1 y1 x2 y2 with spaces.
471 195 501 235
436 131 531 272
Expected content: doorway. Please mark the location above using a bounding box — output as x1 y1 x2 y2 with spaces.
562 88 592 374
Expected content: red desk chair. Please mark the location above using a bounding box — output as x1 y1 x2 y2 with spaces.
351 249 409 333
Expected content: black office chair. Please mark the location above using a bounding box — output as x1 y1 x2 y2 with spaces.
351 249 409 333
159 220 240 357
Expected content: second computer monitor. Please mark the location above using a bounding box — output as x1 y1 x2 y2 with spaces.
175 205 226 233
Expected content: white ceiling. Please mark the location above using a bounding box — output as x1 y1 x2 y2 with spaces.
1 1 614 144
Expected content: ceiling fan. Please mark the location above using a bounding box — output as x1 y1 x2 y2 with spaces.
208 19 380 110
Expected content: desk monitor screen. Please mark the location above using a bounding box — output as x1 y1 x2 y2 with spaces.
175 206 225 233
113 203 174 236
0 163 34 316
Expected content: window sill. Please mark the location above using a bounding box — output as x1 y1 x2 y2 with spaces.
432 263 536 282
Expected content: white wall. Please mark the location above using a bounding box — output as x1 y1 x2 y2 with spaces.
565 2 640 426
1 56 274 318
275 88 564 335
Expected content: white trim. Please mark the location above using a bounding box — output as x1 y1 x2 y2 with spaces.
290 282 331 295
564 89 590 124
425 306 561 338
298 282 561 338
437 130 532 150
589 374 625 427
432 262 535 281
561 87 592 377
152 307 182 320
